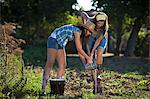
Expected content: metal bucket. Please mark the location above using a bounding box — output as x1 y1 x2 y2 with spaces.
50 79 65 96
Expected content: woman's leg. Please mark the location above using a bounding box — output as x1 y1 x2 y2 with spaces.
92 48 104 94
96 48 104 65
92 48 103 78
56 49 66 78
42 48 57 93
91 36 107 94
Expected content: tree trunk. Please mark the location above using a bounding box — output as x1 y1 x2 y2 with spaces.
125 17 143 56
115 15 123 56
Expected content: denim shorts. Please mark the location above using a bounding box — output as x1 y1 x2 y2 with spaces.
88 35 107 51
47 37 63 49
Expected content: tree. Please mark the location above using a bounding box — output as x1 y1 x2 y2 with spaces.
96 0 149 56
1 0 76 42
125 17 143 56
124 0 149 56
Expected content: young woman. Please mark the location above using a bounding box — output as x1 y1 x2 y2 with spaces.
41 23 95 95
81 11 109 94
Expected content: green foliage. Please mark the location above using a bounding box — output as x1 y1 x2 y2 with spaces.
135 28 150 57
82 93 95 99
2 0 75 44
21 67 44 95
122 15 134 40
0 53 24 96
66 14 81 24
137 80 150 86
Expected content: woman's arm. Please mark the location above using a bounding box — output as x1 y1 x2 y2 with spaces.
74 32 93 64
105 31 108 41
104 31 108 53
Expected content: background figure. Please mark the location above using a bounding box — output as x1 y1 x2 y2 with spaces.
80 11 109 94
41 23 94 95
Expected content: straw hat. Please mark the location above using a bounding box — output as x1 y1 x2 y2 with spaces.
96 12 107 21
82 20 95 32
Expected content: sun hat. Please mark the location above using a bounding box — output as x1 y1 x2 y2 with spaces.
96 12 107 21
82 20 96 32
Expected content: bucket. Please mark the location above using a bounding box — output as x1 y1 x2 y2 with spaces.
50 79 65 96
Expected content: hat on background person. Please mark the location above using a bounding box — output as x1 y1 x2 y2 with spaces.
96 12 107 21
95 12 109 32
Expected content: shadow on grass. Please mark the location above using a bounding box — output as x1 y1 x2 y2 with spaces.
67 56 150 75
102 56 150 75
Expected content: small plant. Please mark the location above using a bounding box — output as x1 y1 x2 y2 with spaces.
137 80 150 86
0 23 26 97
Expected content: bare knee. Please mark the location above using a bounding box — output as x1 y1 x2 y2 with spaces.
96 59 103 65
96 54 103 64
96 49 104 65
